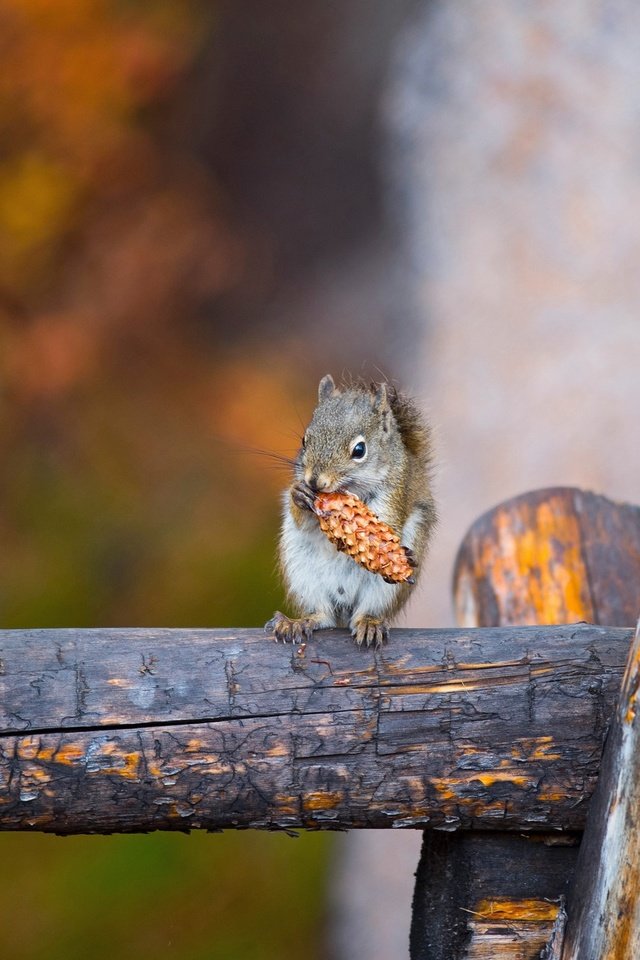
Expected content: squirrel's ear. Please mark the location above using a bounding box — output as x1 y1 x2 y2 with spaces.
373 382 392 432
318 374 338 402
373 382 390 412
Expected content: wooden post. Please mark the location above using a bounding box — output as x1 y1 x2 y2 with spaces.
410 832 575 959
411 487 640 960
453 487 640 629
561 617 640 959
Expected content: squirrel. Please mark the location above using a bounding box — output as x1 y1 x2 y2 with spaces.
265 374 436 647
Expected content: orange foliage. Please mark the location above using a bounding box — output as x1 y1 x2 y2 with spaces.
0 0 205 291
0 0 301 631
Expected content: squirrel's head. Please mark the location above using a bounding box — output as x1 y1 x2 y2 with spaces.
295 374 406 501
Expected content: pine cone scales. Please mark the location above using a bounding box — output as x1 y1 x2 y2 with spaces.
313 491 415 584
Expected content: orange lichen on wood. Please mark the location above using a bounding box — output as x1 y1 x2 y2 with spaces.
465 900 563 959
17 738 43 761
503 500 590 622
469 772 533 790
512 736 562 762
313 491 415 583
537 789 571 803
52 742 85 765
454 489 598 627
464 896 564 958
622 641 640 725
25 767 51 784
274 795 298 815
473 898 561 922
429 770 538 801
98 752 141 780
302 791 342 811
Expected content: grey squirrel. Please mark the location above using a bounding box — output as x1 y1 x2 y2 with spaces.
265 374 437 647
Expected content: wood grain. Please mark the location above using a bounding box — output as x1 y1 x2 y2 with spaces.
0 624 631 833
561 618 640 959
410 832 576 959
453 487 640 629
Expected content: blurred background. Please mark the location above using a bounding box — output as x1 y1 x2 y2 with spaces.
1 1 640 958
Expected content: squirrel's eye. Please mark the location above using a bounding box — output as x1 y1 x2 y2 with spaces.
351 439 367 461
301 433 307 448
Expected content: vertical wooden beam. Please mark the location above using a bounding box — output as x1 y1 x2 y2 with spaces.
561 618 640 959
410 832 576 960
411 486 640 959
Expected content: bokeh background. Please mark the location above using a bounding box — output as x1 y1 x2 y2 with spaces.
2 2 640 958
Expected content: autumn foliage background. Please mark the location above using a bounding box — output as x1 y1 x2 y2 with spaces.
0 3 356 958
4 4 640 959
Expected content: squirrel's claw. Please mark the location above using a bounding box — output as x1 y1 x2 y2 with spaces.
404 546 419 569
265 611 316 644
351 616 389 649
291 481 316 512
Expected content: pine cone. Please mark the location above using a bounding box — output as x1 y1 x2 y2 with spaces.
313 491 415 584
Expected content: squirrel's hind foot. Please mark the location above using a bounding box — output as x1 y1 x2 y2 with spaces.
351 615 389 649
265 611 320 644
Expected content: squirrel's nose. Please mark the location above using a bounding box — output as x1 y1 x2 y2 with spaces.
306 472 331 492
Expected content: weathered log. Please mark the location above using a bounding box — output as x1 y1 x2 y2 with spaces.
561 618 640 959
410 486 640 960
0 624 631 834
453 487 640 628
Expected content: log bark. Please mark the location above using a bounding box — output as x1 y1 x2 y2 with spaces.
561 618 640 959
0 624 630 834
453 487 640 629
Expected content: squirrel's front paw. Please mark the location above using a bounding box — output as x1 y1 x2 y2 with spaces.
404 546 418 569
291 481 316 512
265 611 317 644
351 615 389 649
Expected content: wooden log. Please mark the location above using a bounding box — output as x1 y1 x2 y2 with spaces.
410 486 640 959
453 487 640 628
561 618 640 959
0 624 630 834
410 832 576 959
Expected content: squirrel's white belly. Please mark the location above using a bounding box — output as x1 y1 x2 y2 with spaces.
280 507 399 625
